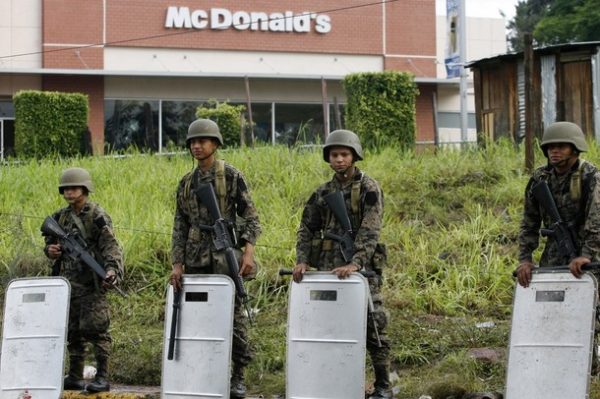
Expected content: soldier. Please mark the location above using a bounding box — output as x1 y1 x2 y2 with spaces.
292 129 393 399
516 121 600 286
43 167 123 392
170 118 261 399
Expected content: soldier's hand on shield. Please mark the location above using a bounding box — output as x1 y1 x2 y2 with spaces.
516 261 535 287
47 244 62 259
332 263 360 279
569 256 591 279
102 270 117 289
170 263 184 292
293 263 308 283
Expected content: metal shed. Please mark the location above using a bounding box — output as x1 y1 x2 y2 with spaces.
469 42 600 143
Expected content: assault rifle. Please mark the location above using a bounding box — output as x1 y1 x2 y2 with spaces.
196 183 253 324
532 181 578 261
167 289 181 360
323 191 355 263
322 190 381 347
40 216 125 296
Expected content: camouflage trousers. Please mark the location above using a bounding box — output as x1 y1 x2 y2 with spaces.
367 278 390 367
233 297 254 369
68 292 112 361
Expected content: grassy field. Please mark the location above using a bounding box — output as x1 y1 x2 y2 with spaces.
1 142 599 398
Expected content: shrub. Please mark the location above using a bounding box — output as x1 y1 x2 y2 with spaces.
343 71 419 150
196 100 246 147
13 90 88 158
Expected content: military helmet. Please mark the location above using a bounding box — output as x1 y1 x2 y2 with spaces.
186 118 223 146
540 121 588 156
323 129 364 162
58 167 94 194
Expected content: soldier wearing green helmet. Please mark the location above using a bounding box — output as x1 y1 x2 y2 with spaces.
170 118 261 398
42 167 123 393
516 121 600 288
294 129 393 398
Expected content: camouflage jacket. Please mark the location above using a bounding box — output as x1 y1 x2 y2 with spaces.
171 161 261 270
518 159 600 266
43 201 124 296
296 169 384 270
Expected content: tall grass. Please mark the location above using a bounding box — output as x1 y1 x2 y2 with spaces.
0 141 589 396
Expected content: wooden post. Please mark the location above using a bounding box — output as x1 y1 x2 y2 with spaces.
432 91 439 151
333 96 343 130
321 77 329 142
524 33 535 172
244 76 255 147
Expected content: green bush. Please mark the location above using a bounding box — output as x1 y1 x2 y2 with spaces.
13 90 88 158
196 100 246 147
343 71 419 150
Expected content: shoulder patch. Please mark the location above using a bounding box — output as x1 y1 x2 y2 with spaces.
365 191 378 206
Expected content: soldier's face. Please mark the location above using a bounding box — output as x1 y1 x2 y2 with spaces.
328 146 354 173
547 143 576 167
190 138 218 160
62 187 86 206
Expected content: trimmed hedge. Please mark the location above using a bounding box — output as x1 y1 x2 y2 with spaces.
13 90 89 158
343 71 419 150
196 100 246 147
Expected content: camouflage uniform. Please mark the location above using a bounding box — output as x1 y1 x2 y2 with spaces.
296 169 391 369
518 160 600 266
43 201 123 383
171 162 261 370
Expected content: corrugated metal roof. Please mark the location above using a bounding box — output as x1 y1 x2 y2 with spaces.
467 41 600 68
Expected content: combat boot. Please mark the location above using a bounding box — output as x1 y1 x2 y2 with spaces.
85 357 110 393
230 365 246 398
64 357 85 391
368 364 393 399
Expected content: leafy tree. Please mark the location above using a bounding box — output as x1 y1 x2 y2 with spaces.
534 0 600 45
507 0 553 51
507 0 600 50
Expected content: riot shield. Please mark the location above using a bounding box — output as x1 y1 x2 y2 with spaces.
286 272 369 399
161 275 235 399
0 277 70 399
506 271 597 399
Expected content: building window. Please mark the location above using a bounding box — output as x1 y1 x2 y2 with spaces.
274 103 324 145
0 101 15 118
161 100 204 149
104 100 159 152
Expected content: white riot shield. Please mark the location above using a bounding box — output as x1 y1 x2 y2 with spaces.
161 275 235 399
506 271 597 399
286 272 369 399
0 277 70 399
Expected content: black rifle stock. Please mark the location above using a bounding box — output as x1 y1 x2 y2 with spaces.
323 191 355 263
321 191 381 347
196 183 253 323
167 289 181 360
40 216 125 296
531 181 578 261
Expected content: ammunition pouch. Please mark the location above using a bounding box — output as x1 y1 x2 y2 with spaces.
309 238 324 267
370 243 387 276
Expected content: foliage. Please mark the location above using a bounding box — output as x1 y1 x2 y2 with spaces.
343 71 419 150
534 0 600 45
507 0 600 51
2 142 598 396
13 90 88 158
196 100 246 147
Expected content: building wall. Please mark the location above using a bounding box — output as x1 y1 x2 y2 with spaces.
43 75 105 153
42 0 104 69
105 76 346 103
103 48 383 76
0 0 42 70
